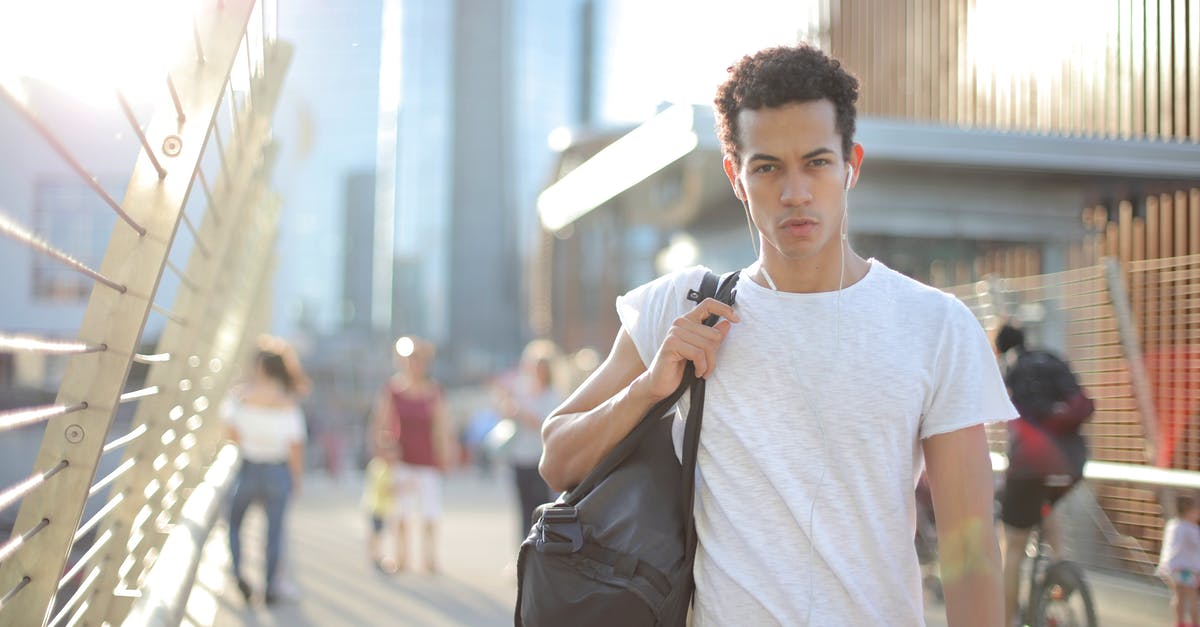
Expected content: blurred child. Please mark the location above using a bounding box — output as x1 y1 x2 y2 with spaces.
362 456 395 573
1158 494 1200 627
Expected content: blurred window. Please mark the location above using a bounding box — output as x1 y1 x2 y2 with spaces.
31 178 117 302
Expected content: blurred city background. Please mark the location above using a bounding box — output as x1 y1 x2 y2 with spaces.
0 0 1198 625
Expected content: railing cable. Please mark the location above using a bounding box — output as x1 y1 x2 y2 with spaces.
243 34 256 108
150 303 188 326
47 567 100 627
103 424 148 454
0 335 105 356
88 459 135 499
211 119 231 181
164 259 200 292
0 576 32 610
166 75 186 124
196 169 220 224
118 386 159 404
178 210 210 258
225 79 243 141
0 461 69 516
0 402 88 435
57 529 112 589
133 352 172 365
0 518 50 568
0 87 147 236
75 492 125 544
0 211 128 294
191 16 206 64
116 90 167 179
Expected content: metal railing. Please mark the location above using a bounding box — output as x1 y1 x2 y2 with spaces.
951 256 1197 575
0 1 290 625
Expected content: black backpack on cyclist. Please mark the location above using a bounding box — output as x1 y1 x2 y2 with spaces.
514 270 738 627
1007 349 1094 436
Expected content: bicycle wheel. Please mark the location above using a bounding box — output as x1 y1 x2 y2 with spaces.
1030 561 1097 627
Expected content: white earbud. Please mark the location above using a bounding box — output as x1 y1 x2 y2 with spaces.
842 165 853 240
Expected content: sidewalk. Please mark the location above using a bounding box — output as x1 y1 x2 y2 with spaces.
922 559 1170 627
189 469 521 627
189 468 1172 626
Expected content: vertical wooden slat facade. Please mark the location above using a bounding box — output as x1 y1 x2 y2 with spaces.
828 0 1198 144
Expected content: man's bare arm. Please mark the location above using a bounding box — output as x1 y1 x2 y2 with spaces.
923 424 1003 627
540 298 737 493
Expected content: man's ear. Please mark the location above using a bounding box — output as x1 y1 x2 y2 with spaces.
847 143 865 184
722 155 742 200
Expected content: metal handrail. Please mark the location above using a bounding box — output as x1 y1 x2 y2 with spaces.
0 1 291 624
990 452 1200 489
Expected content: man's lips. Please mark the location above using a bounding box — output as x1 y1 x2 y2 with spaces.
781 218 818 236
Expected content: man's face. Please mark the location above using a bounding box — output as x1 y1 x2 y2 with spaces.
724 99 861 267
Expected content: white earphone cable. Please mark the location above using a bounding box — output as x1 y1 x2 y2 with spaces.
742 168 852 624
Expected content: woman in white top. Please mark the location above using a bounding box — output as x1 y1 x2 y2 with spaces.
224 338 309 606
503 340 565 538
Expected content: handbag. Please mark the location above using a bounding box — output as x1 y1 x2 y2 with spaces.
514 270 738 627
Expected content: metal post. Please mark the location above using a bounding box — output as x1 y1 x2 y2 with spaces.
1103 256 1159 463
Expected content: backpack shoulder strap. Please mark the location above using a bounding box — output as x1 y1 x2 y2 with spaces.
564 270 734 502
680 270 738 557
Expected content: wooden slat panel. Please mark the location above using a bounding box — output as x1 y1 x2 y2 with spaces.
1106 0 1119 134
1174 0 1188 139
1120 200 1134 262
1119 0 1134 137
1192 0 1200 142
1133 0 1147 136
1082 14 1095 137
1146 0 1159 138
1133 216 1147 348
918 0 929 120
1177 191 1189 261
1159 0 1174 137
1192 189 1200 255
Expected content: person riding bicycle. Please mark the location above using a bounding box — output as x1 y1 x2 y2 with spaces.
995 322 1094 626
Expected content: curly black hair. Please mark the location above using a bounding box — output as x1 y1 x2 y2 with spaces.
714 44 859 166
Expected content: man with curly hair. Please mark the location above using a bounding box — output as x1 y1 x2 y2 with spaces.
540 44 1014 626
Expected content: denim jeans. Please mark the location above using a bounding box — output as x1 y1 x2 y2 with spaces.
228 461 292 592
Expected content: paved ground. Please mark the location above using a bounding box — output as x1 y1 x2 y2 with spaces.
186 469 1173 626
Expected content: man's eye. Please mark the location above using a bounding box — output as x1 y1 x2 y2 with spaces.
809 159 830 167
753 164 777 173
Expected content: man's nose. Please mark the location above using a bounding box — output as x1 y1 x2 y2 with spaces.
779 171 813 206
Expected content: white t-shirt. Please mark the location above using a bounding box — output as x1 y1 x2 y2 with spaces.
223 399 306 464
616 260 1017 626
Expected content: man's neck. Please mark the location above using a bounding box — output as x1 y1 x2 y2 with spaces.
756 249 870 293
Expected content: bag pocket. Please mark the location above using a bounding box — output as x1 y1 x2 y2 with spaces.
518 546 659 627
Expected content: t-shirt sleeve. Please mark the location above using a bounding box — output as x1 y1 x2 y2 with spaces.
615 266 709 369
920 297 1019 439
287 406 308 444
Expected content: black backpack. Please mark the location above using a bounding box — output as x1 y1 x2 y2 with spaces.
514 270 738 627
1007 349 1094 435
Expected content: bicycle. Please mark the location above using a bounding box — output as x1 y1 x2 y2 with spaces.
1012 494 1098 627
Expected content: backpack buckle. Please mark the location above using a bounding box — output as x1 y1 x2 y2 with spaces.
538 505 582 554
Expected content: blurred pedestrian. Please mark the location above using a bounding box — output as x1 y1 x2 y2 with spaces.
503 340 565 537
1158 493 1200 627
362 455 395 572
224 336 310 606
371 336 457 573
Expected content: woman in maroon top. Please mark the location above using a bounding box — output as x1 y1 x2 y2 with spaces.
370 336 457 573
